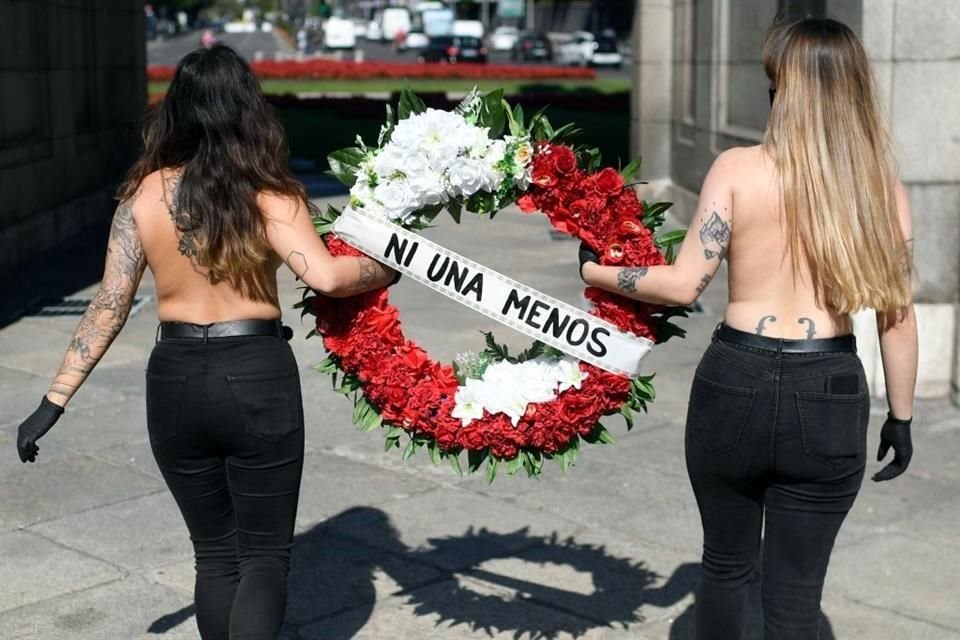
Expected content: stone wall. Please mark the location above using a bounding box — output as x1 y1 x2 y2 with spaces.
630 0 959 401
0 0 146 271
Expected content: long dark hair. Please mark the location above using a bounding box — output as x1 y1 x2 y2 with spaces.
119 44 308 302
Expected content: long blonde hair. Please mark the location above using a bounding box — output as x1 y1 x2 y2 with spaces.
762 18 911 313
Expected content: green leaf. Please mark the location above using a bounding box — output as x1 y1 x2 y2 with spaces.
312 356 339 373
479 89 506 138
384 436 400 451
398 88 427 120
512 103 525 130
481 331 511 362
506 456 522 476
428 441 442 466
515 340 546 363
447 200 463 224
620 156 643 182
641 201 673 231
402 439 417 461
327 147 365 188
550 122 582 143
467 448 487 473
447 451 464 475
486 457 501 484
619 405 635 431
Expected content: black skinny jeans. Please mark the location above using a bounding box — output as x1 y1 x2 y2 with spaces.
686 326 869 640
146 333 304 640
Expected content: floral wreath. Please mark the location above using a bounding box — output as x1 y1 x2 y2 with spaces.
300 90 687 481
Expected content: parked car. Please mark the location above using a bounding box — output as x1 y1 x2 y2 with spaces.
323 16 356 50
511 32 552 62
352 18 368 38
557 31 596 66
400 30 430 51
381 7 411 41
490 25 519 51
589 36 623 68
365 20 383 41
452 19 484 39
418 36 488 63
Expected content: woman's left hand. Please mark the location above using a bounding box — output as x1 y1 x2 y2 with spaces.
578 242 600 283
16 397 64 463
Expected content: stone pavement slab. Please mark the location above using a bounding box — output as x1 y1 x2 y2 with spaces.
0 529 122 612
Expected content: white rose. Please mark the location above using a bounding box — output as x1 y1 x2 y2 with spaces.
374 179 418 221
448 159 486 197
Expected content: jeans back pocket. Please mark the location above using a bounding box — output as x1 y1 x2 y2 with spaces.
687 374 758 453
146 373 187 446
796 391 869 469
227 368 303 442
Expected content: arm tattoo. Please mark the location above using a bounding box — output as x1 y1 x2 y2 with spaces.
755 315 777 335
617 267 649 294
699 211 731 261
798 317 816 339
50 195 147 404
286 251 309 280
354 257 380 293
899 238 914 277
161 172 200 261
695 273 712 295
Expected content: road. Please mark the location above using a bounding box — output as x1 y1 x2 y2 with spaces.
147 29 290 66
146 28 629 81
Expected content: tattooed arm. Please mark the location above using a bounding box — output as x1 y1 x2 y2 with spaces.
581 150 736 305
876 178 917 420
259 194 396 297
46 195 148 407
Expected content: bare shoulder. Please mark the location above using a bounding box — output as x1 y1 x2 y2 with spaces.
713 145 767 172
257 191 307 225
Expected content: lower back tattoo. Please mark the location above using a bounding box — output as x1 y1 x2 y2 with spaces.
755 315 777 335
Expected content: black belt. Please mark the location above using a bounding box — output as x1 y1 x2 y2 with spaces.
715 323 856 354
157 319 292 341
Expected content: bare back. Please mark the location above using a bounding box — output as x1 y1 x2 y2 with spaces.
722 146 852 339
133 169 283 324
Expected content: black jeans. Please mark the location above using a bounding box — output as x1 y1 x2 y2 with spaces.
146 333 304 640
686 326 869 640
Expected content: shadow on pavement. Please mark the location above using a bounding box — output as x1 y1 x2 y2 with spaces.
147 506 839 638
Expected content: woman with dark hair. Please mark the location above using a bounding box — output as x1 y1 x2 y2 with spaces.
14 44 395 639
579 18 917 639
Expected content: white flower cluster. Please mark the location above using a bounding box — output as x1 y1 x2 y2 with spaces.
452 357 588 427
351 108 533 224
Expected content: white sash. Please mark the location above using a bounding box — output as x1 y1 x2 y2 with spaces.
332 206 653 377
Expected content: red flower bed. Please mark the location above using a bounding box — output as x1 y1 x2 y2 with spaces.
147 59 596 82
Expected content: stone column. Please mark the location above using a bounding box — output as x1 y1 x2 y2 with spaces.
857 0 960 401
630 0 673 184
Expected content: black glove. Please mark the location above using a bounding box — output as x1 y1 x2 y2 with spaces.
17 396 64 463
578 242 600 282
871 413 913 482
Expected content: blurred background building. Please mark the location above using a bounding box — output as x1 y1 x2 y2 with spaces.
0 1 145 273
631 0 960 402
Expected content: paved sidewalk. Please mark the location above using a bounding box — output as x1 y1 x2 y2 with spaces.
1 202 958 639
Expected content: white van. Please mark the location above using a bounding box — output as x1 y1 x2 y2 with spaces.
452 20 484 39
323 16 356 49
381 7 412 41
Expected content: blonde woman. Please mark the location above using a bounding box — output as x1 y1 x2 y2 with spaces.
579 18 917 639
